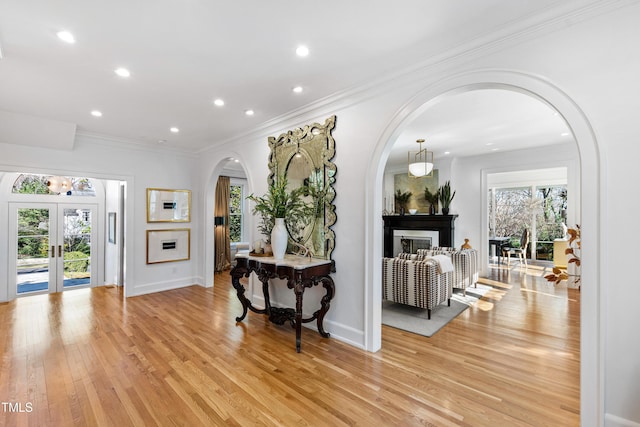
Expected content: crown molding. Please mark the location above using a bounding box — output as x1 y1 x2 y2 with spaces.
76 130 198 159
197 0 631 156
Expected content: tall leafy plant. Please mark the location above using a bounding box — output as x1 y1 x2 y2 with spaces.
394 189 412 213
438 180 456 209
424 187 439 211
247 176 312 242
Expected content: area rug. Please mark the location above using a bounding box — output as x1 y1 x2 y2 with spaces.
382 283 493 337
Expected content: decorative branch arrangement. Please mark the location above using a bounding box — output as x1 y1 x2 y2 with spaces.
545 225 581 288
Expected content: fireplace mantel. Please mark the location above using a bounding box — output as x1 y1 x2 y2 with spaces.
382 214 458 258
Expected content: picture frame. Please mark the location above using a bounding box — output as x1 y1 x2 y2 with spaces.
146 228 191 264
108 212 116 244
147 188 191 223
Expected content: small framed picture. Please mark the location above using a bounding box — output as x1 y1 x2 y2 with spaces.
108 212 116 244
146 228 191 264
147 188 191 223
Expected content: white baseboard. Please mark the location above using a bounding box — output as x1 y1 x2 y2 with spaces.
239 294 366 350
605 413 640 427
128 277 199 297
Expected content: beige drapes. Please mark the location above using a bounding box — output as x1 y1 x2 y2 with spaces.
214 176 231 272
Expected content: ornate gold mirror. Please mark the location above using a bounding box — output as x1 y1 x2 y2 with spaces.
268 115 337 260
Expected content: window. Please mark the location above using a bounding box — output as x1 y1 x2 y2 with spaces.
535 186 567 260
229 183 244 242
12 174 96 196
490 187 533 241
489 184 568 261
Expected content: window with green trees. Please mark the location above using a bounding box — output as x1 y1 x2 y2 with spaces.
489 184 567 261
12 174 95 196
229 184 243 242
535 186 567 260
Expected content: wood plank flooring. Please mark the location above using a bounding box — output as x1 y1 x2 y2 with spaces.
0 263 579 426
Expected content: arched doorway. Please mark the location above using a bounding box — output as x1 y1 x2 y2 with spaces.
364 70 602 423
204 156 252 288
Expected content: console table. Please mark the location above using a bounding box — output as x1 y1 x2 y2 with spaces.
230 253 335 352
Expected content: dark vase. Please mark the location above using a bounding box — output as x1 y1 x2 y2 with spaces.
429 204 436 215
442 207 450 215
399 207 405 215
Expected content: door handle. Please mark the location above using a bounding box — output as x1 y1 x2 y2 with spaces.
51 245 56 258
58 245 62 258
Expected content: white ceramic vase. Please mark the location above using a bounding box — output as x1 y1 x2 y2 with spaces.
271 218 288 260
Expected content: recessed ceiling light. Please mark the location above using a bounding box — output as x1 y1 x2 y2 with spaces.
114 68 131 78
213 99 225 107
90 110 102 117
296 45 309 57
444 151 450 155
57 31 75 44
292 86 304 94
561 132 570 136
245 109 254 116
234 159 240 163
170 127 179 133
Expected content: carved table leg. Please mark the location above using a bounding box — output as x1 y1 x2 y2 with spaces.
316 276 335 337
293 281 305 353
230 265 267 322
230 266 250 322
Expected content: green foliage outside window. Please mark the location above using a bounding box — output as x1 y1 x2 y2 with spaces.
229 185 243 242
13 175 50 194
535 186 567 259
17 208 50 259
12 174 96 196
490 184 568 260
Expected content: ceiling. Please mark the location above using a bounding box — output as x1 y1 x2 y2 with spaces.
386 89 573 171
1 1 586 154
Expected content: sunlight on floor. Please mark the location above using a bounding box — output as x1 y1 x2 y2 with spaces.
478 277 512 289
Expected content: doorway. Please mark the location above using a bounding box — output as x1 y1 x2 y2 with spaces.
8 202 97 298
366 72 602 422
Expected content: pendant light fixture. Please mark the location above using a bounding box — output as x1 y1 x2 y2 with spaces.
408 139 434 178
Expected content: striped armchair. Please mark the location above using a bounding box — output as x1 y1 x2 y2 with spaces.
382 255 453 319
417 248 479 295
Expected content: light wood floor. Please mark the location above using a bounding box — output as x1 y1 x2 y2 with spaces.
0 263 579 426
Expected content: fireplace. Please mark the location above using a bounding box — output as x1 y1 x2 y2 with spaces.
383 214 458 258
393 229 439 255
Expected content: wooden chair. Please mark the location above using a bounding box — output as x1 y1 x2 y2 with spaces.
502 229 530 268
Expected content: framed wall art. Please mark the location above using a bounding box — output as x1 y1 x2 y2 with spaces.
147 188 191 222
146 228 191 264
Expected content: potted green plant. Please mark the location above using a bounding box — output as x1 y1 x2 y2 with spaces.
247 176 312 259
438 180 456 215
424 187 439 215
394 189 412 215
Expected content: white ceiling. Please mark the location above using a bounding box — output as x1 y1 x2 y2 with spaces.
0 0 586 154
386 89 573 170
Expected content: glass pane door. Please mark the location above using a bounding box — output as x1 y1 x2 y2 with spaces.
15 206 54 295
10 203 96 297
60 207 93 290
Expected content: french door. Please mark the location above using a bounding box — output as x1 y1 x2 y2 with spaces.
9 202 97 297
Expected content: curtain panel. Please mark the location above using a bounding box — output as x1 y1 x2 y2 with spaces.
214 176 231 272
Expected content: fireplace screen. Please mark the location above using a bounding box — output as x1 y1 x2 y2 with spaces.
400 237 432 254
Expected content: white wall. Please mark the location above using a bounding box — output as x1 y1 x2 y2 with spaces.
0 134 201 298
452 142 579 274
0 3 638 425
104 179 121 285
